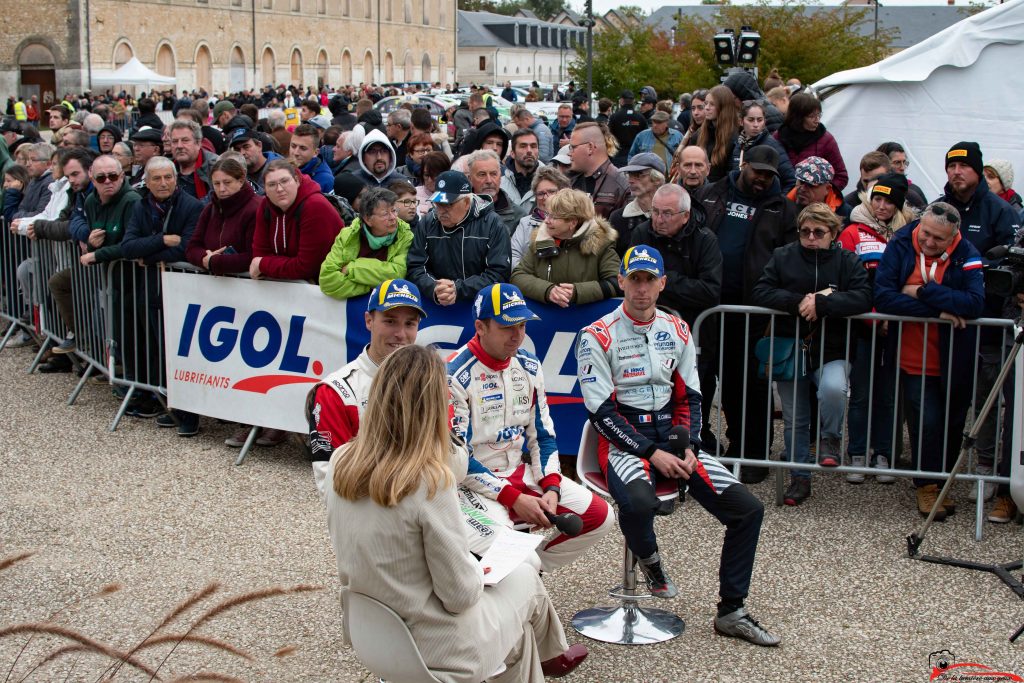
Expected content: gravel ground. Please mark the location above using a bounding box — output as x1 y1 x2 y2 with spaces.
2 344 1023 682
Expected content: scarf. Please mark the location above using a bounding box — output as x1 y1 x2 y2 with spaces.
777 121 826 154
363 222 397 250
849 203 895 242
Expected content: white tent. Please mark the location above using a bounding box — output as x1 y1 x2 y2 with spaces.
814 0 1024 199
91 57 177 89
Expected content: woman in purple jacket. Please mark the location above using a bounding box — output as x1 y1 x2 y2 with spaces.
774 93 848 193
185 156 260 274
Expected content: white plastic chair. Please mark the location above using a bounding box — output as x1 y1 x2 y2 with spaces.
571 422 686 645
344 589 443 683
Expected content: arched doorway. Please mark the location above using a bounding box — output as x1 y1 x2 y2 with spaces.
316 49 329 89
421 54 431 82
261 47 275 86
290 48 303 85
384 52 394 83
404 52 414 82
229 46 245 93
341 50 353 86
114 40 134 68
156 43 176 78
18 43 56 105
363 51 374 85
195 45 212 92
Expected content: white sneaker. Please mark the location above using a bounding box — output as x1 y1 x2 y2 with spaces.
968 464 996 502
845 455 866 484
874 455 896 484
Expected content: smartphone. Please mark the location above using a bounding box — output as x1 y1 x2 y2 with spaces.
223 246 237 255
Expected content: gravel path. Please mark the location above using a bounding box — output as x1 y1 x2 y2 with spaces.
1 345 1022 682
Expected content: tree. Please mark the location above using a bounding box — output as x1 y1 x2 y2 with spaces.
457 0 566 19
572 0 896 99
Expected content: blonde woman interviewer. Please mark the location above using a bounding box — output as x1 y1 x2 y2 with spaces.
325 344 588 682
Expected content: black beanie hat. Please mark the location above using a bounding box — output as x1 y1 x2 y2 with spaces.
870 172 908 210
945 141 984 178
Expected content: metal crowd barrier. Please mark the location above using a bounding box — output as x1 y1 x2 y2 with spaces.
0 218 35 352
692 305 1018 540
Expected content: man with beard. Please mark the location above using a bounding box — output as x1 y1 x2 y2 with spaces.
501 128 542 214
691 145 798 477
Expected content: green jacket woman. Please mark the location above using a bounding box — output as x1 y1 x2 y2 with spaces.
319 187 414 300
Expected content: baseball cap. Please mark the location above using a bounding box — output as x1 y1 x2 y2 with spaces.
552 148 571 165
794 156 835 186
620 89 635 101
621 245 665 277
650 111 671 123
0 118 21 134
367 279 427 317
222 114 255 135
743 145 780 176
474 283 540 326
619 152 666 175
228 126 256 147
130 126 163 144
213 100 236 119
430 170 472 204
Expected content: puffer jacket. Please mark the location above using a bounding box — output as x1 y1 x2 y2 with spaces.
511 216 619 305
319 216 414 300
752 240 873 367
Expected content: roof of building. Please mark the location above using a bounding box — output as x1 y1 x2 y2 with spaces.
458 10 587 49
646 4 965 50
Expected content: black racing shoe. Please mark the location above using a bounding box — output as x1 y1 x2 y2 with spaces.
783 478 811 506
637 552 678 599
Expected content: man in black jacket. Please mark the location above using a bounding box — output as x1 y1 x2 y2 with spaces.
692 145 799 480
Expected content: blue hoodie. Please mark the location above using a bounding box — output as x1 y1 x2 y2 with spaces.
300 156 335 193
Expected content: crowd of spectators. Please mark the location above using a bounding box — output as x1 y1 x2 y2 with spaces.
2 71 1023 525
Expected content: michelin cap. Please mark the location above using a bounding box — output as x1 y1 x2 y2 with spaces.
367 278 427 317
621 245 665 277
430 170 472 204
474 283 540 326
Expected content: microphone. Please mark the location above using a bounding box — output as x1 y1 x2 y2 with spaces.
545 511 584 537
667 425 690 455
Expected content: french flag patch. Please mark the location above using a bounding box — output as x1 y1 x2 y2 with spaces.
638 415 652 424
963 257 983 271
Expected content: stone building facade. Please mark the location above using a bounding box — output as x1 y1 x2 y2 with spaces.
3 0 457 102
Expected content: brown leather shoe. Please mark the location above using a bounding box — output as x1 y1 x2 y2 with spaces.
256 428 290 447
541 644 588 678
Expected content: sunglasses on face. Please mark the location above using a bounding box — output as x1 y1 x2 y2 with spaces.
92 172 121 184
799 228 829 239
928 205 960 224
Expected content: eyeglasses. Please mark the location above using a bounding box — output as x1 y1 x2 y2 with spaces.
371 208 398 218
892 159 910 169
92 172 122 184
394 199 417 206
798 227 829 239
30 157 50 163
265 178 295 190
651 209 686 220
534 189 557 199
567 141 592 152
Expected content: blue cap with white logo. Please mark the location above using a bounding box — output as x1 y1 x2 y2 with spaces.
621 245 665 277
474 283 540 326
367 278 427 317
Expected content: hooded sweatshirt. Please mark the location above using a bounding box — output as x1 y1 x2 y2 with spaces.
252 175 343 282
186 181 262 274
355 128 402 187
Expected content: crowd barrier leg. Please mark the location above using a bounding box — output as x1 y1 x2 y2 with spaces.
0 219 35 353
110 384 136 432
67 362 96 406
235 427 261 467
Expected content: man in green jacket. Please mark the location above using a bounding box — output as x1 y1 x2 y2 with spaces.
319 186 413 300
75 155 141 266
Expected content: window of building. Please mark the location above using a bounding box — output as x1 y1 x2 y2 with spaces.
479 56 486 71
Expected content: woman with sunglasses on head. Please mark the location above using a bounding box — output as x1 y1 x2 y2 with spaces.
751 203 872 506
511 188 619 307
509 166 570 268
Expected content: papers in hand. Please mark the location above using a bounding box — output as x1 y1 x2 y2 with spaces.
480 527 543 586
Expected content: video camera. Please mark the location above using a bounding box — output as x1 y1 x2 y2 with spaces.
984 245 1024 298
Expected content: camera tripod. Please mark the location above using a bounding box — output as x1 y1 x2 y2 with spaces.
905 319 1024 642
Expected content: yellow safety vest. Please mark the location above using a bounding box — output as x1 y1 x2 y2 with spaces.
13 101 27 121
